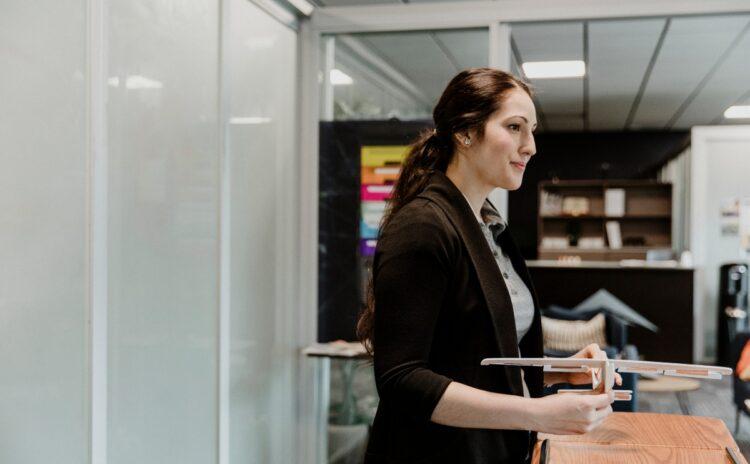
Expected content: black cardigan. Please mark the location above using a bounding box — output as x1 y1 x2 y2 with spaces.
364 171 544 464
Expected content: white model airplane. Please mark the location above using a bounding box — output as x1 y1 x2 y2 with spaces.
481 357 733 401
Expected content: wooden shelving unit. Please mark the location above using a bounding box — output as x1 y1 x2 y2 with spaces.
537 180 673 261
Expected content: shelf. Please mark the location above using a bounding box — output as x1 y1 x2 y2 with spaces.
539 179 672 188
539 247 665 253
538 179 673 262
540 214 671 219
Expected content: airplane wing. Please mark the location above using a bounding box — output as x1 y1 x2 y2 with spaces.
612 359 733 379
481 357 606 372
482 357 733 380
482 357 631 400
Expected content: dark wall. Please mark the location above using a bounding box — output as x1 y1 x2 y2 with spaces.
318 120 432 342
318 122 690 342
508 131 690 258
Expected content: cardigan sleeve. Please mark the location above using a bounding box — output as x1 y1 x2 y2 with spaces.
372 203 454 422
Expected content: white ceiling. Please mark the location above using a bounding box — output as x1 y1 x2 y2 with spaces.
325 9 750 131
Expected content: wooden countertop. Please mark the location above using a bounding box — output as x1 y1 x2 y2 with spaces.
532 412 746 463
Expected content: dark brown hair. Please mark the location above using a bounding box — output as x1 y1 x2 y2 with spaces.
356 68 532 354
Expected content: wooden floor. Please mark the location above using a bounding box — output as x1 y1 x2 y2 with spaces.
638 376 750 458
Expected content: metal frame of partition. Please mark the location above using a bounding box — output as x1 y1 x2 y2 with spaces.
296 1 750 461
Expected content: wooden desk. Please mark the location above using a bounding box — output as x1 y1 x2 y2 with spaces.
532 412 746 463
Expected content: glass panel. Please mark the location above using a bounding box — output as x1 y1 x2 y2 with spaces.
226 0 298 462
107 1 220 462
318 27 490 463
322 29 489 121
0 2 88 462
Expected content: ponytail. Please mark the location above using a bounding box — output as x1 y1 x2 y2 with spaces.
356 128 452 355
356 68 532 355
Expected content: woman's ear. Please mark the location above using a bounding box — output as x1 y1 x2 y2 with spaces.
455 131 472 147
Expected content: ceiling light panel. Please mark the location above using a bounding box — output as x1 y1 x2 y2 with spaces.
522 60 585 78
330 69 353 85
724 105 750 119
512 22 584 131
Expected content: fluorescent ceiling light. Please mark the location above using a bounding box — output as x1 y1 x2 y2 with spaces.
229 116 272 125
724 105 750 119
287 0 314 16
330 69 353 86
125 75 163 89
522 60 585 79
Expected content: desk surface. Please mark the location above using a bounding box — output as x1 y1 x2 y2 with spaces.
532 412 746 463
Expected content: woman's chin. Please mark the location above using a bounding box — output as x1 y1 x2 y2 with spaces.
498 176 524 191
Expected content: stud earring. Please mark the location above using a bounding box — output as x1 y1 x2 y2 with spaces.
464 137 471 146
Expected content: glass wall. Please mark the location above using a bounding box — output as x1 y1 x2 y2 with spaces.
0 1 89 463
321 29 489 120
226 0 298 462
1 0 299 462
106 0 221 462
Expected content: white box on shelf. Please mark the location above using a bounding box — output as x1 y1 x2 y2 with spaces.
578 237 606 249
605 188 626 217
541 237 569 249
606 221 622 249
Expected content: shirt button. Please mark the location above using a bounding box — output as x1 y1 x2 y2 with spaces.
511 289 518 296
493 250 499 257
503 272 509 278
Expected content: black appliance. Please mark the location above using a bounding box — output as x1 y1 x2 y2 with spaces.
717 263 750 366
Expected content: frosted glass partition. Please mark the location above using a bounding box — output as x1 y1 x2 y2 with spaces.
0 2 89 463
227 1 298 462
106 1 220 462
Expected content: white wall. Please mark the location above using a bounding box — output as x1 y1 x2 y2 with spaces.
658 146 691 252
0 0 301 462
691 125 750 361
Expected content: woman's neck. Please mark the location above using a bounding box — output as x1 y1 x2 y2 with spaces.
445 164 493 223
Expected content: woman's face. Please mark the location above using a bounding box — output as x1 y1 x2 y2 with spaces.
461 87 537 191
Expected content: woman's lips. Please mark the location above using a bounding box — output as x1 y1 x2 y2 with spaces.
511 161 526 170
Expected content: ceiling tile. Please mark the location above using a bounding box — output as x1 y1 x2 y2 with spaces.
432 29 489 71
319 0 397 6
356 31 467 102
588 18 665 131
673 18 750 128
631 15 750 129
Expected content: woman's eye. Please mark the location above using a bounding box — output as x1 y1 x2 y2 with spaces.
508 124 521 132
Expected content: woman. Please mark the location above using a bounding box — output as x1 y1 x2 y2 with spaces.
357 68 618 463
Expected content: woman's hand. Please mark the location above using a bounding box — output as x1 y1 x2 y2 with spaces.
527 391 615 435
544 343 622 387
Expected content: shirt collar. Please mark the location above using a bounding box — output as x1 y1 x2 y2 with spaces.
456 188 508 237
481 200 507 237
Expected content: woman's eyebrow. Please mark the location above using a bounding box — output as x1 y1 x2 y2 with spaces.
507 115 537 127
506 115 530 123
